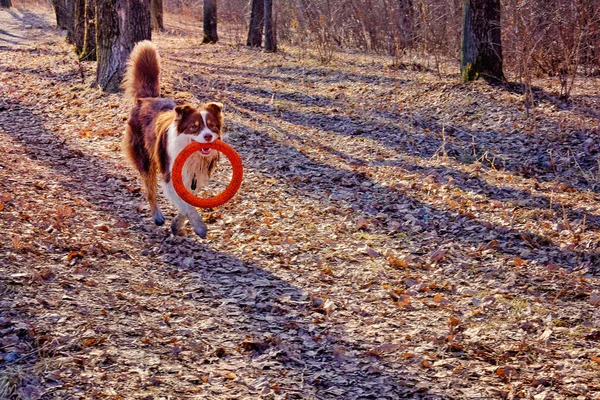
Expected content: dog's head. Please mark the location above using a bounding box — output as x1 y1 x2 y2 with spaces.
174 102 223 156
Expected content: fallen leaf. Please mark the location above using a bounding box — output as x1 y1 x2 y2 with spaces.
356 217 369 230
397 294 411 308
430 249 446 262
513 257 524 266
590 291 600 306
388 254 408 268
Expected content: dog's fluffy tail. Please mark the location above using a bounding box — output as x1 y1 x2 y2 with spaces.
122 40 160 102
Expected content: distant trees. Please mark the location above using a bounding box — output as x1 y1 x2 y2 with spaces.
264 0 276 52
460 0 504 82
41 0 600 97
247 0 264 47
80 0 96 61
0 0 12 8
72 0 86 54
96 0 151 92
50 0 69 29
202 0 218 43
246 0 276 51
151 0 164 31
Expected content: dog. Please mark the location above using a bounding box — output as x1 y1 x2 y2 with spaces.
122 40 222 238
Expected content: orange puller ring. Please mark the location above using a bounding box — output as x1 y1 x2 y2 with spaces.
172 140 243 208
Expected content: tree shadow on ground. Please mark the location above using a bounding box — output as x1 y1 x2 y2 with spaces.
173 57 600 191
0 100 443 399
502 80 600 121
223 109 599 272
7 9 52 29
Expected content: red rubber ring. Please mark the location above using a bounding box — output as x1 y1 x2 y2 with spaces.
172 140 243 208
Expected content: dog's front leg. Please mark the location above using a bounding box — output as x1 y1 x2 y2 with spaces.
161 180 207 238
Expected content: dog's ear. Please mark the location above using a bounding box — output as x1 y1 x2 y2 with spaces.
204 102 223 117
174 104 193 119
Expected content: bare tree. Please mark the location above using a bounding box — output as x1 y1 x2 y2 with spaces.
96 0 151 92
51 0 69 29
72 0 86 54
264 0 276 51
151 0 164 31
247 0 264 47
65 0 75 43
0 0 12 8
461 0 504 82
203 0 218 43
80 0 96 60
264 0 277 52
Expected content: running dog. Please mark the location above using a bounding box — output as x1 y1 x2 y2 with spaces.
122 41 222 238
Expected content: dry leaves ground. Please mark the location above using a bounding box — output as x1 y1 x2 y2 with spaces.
1 4 600 400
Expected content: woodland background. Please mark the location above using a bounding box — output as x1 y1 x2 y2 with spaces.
1 0 600 399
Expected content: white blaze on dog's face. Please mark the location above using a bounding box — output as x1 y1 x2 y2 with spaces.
174 102 223 156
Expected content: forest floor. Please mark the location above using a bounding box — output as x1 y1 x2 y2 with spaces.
1 4 600 400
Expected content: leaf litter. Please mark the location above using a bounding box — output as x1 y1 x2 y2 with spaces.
1 4 600 400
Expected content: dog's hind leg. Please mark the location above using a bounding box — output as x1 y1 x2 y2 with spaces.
123 126 165 226
142 169 165 226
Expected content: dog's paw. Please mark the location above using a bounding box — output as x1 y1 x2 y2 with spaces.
193 224 207 239
153 210 165 226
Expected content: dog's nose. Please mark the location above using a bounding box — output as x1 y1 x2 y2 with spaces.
203 133 213 142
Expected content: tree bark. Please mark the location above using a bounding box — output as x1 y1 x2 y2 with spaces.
96 0 151 92
263 0 276 52
202 0 218 43
0 0 12 8
80 0 96 60
151 0 164 31
397 0 414 49
65 0 75 43
246 0 264 47
460 0 504 83
51 0 68 29
72 0 86 54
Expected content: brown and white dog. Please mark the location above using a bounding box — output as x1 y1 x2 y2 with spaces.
122 41 222 238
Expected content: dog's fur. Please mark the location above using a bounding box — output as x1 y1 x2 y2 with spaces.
122 41 223 238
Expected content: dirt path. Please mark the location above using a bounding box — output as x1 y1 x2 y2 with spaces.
1 6 600 400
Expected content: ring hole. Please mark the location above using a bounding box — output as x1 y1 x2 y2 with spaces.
193 152 233 198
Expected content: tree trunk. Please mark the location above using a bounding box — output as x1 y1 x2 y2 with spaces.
72 0 86 54
96 0 151 92
0 0 12 8
80 0 96 61
65 0 75 43
397 0 414 49
202 0 218 43
151 0 164 31
246 0 263 47
263 0 276 52
460 0 504 83
51 0 68 29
